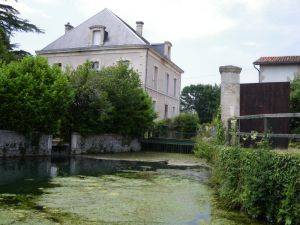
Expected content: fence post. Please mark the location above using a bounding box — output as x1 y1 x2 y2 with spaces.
263 117 268 136
227 119 232 145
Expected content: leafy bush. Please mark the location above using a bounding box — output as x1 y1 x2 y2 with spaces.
152 113 199 139
0 56 74 134
195 138 300 225
62 62 112 136
63 61 156 137
290 76 300 134
99 62 156 136
172 113 199 133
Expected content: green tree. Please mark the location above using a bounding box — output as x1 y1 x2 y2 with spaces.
180 84 220 123
63 61 156 137
0 1 42 62
99 62 156 136
63 62 112 136
0 56 74 134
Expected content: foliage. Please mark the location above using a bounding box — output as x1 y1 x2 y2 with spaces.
180 84 220 123
0 56 74 134
98 62 156 136
172 113 200 134
0 1 42 62
290 76 300 134
62 62 112 136
64 61 156 137
194 138 300 225
152 113 199 139
213 107 226 145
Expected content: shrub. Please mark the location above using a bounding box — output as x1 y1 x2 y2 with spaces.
63 61 156 137
172 113 199 134
195 138 300 225
62 62 112 136
0 56 74 134
99 62 156 136
152 113 199 139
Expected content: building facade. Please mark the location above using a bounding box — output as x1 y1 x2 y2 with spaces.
36 9 183 119
253 56 300 83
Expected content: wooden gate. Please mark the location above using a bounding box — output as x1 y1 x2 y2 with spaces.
240 82 290 148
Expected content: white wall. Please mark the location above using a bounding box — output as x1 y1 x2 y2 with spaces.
145 50 181 119
260 65 300 82
40 48 147 85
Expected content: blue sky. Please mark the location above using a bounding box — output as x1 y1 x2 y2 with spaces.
6 0 300 87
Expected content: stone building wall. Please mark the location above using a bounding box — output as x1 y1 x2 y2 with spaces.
71 133 141 154
0 130 52 157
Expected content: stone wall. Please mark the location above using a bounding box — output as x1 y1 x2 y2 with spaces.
71 133 141 154
0 130 52 157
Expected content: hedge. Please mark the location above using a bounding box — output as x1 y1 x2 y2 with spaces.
194 140 300 225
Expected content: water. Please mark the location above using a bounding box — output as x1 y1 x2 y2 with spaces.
0 154 263 225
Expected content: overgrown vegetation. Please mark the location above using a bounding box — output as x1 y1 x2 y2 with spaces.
194 113 300 225
0 56 74 134
152 113 199 139
0 58 155 138
62 61 156 137
290 75 300 135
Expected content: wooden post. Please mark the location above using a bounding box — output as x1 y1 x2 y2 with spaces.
263 117 268 136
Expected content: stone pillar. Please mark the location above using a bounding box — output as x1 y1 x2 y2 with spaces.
219 65 242 127
39 134 53 155
71 132 82 154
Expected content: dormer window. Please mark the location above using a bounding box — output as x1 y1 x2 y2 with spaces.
92 30 101 45
89 25 106 46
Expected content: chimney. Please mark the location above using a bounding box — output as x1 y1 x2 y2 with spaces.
164 41 172 59
136 21 144 36
64 22 73 33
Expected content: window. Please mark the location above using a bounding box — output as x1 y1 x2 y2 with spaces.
165 73 169 94
153 66 158 89
172 106 176 116
92 61 99 70
164 104 168 119
152 100 156 110
173 78 177 96
92 30 101 45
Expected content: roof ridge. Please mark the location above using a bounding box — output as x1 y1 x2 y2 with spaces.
107 9 149 45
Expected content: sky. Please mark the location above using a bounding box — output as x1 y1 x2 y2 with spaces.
5 0 300 87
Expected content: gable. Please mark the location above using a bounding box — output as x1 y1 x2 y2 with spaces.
41 8 148 51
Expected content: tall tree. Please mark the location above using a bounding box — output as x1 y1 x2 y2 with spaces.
180 84 220 123
0 0 43 62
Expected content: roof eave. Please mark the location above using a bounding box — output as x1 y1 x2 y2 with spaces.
36 45 184 74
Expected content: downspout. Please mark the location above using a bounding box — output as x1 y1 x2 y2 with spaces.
144 48 149 89
253 64 261 82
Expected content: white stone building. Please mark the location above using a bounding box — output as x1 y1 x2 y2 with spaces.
253 56 300 82
36 8 183 119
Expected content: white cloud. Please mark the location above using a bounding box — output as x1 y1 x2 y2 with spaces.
74 0 236 41
1 0 50 18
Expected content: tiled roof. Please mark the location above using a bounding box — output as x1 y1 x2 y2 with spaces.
253 56 300 65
